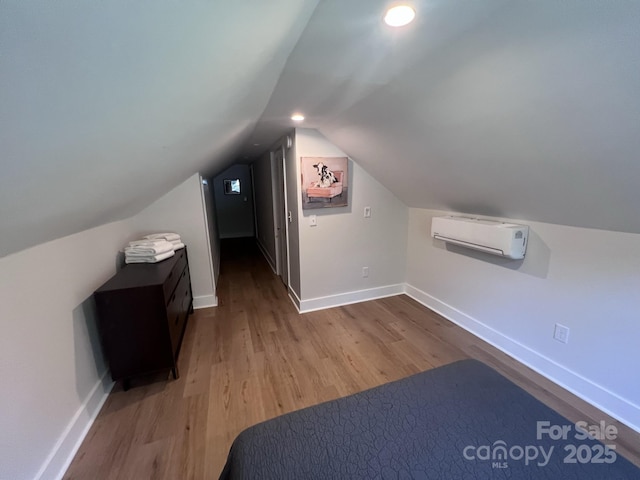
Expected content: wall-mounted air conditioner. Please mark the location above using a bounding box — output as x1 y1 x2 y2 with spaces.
431 216 529 259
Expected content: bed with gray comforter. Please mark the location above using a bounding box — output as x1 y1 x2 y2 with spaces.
220 359 639 479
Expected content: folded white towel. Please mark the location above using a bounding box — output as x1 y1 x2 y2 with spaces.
129 238 166 247
125 246 173 255
125 250 173 258
125 240 174 256
145 232 181 242
125 250 175 264
172 242 185 250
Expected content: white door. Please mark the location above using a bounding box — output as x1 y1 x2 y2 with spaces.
272 147 288 287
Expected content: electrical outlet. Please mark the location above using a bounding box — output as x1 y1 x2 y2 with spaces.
364 206 371 218
362 267 369 278
553 324 570 344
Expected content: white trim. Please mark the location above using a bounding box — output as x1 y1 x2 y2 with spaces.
36 372 114 480
282 142 293 291
299 284 405 314
193 294 218 309
403 283 640 433
199 174 217 304
288 287 301 312
269 150 282 277
256 239 277 274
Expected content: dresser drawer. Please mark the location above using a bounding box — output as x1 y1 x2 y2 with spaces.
167 304 183 355
181 269 193 312
166 265 187 319
168 264 191 354
162 248 187 302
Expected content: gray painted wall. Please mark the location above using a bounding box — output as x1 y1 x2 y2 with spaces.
0 173 219 479
0 220 132 480
131 173 217 308
405 208 640 430
294 129 407 306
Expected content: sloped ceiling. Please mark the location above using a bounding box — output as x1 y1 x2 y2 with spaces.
0 0 319 257
3 1 640 259
247 0 640 233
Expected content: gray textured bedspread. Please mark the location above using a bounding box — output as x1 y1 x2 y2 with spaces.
220 359 639 479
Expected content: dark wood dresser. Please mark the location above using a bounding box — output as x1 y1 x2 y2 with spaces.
94 247 193 389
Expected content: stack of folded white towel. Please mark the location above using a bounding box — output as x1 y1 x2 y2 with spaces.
124 233 184 264
125 239 174 264
144 232 185 251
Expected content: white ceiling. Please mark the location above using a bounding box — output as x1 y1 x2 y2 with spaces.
248 0 640 233
2 0 639 257
0 0 319 257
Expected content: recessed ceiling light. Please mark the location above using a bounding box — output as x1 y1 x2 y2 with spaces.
384 5 415 27
291 113 305 122
253 143 260 146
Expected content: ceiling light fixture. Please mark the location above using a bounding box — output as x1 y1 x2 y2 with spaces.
384 5 416 27
291 113 305 122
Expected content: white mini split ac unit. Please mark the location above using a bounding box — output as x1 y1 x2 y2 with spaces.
431 216 529 259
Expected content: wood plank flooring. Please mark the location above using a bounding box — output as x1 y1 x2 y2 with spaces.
64 238 640 479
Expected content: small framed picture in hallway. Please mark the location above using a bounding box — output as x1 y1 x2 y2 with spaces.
301 156 349 210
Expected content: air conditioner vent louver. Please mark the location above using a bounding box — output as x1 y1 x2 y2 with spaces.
431 216 529 260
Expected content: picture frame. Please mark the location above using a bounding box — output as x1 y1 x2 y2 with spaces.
223 178 241 195
301 156 349 210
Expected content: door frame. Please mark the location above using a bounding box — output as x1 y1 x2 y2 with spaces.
271 144 289 287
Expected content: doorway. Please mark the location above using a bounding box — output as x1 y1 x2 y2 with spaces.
212 164 256 239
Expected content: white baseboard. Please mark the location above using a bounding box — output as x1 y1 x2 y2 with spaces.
193 294 217 309
288 287 301 312
403 283 640 433
35 291 213 479
299 284 405 314
36 372 114 480
256 240 276 274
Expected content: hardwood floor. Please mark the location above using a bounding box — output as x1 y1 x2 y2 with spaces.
64 238 640 479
